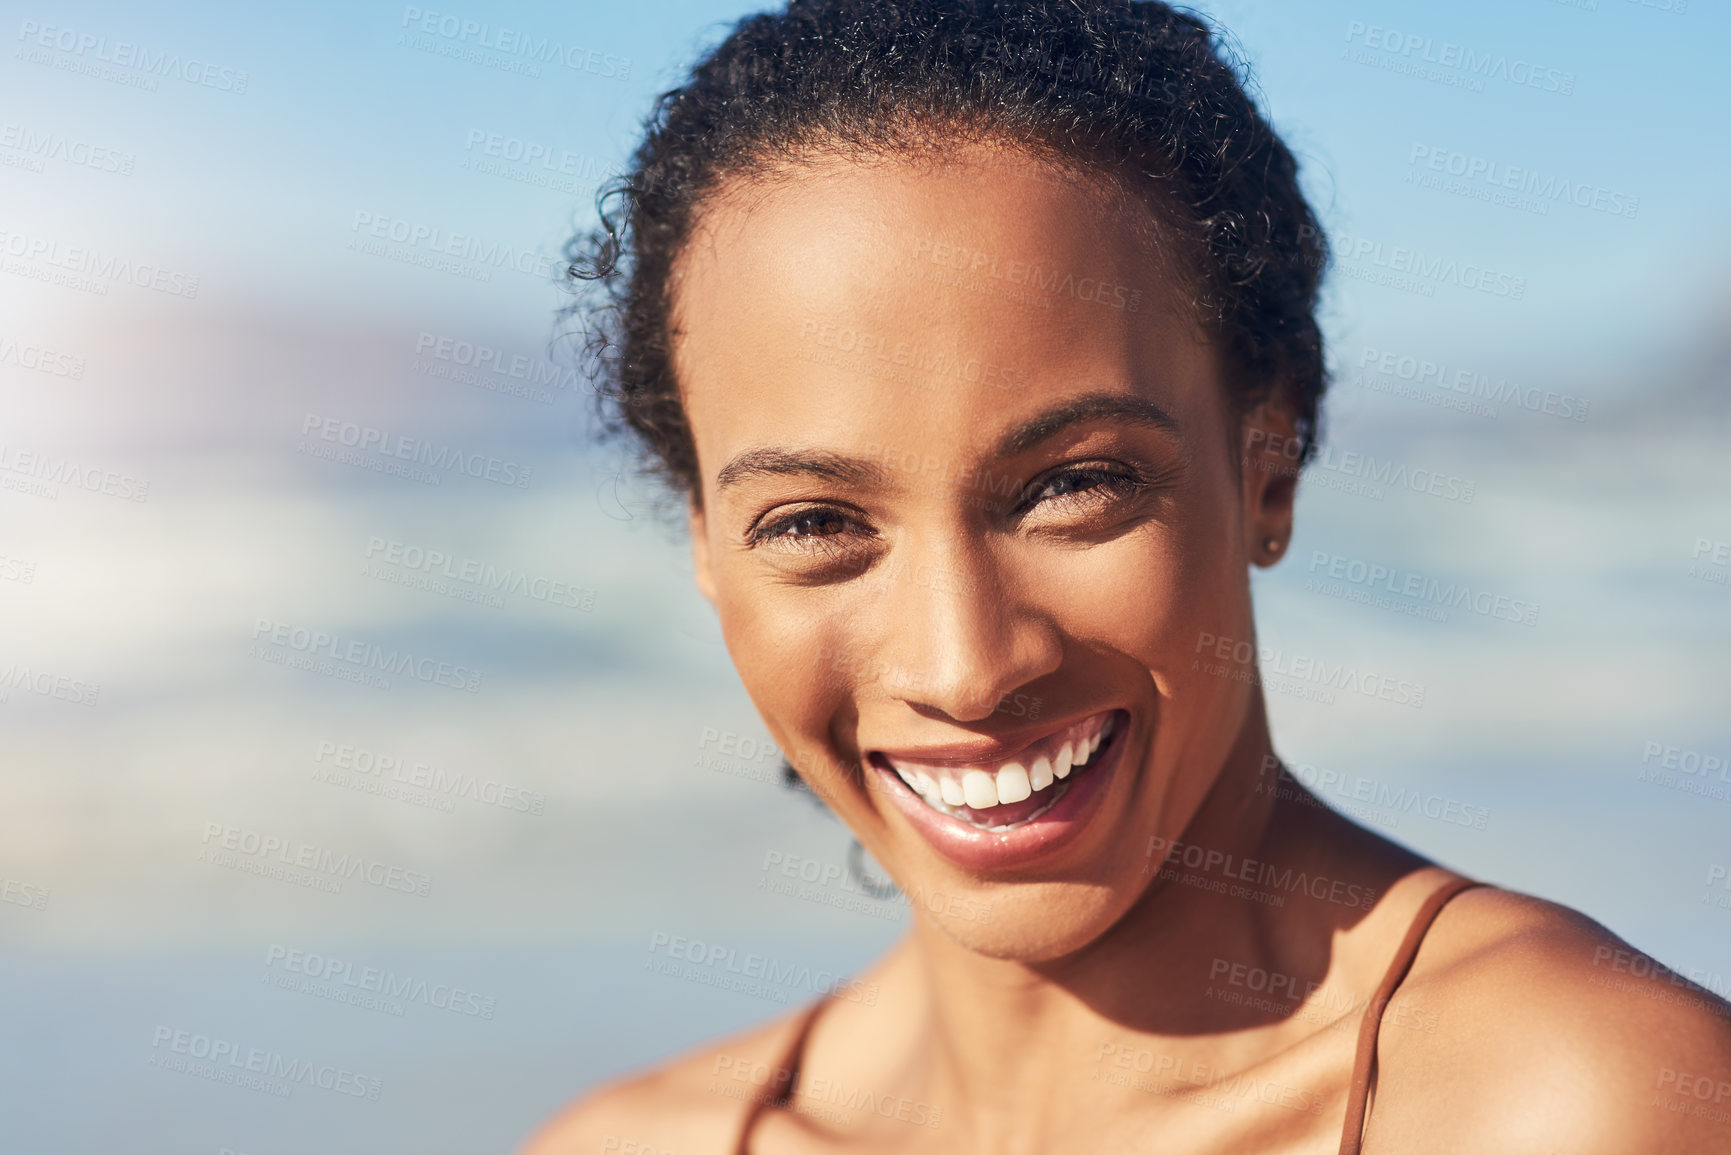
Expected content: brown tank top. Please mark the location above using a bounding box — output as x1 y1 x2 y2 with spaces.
733 874 1485 1155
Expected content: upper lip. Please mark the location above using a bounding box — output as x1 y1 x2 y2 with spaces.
867 709 1117 767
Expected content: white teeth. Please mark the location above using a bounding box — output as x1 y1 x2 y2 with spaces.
1055 742 1074 779
884 712 1118 818
996 763 1031 804
1073 730 1100 768
962 770 998 809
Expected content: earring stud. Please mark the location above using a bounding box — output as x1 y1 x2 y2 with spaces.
1264 537 1282 553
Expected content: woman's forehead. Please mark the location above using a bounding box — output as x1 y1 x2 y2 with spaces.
674 145 1172 315
669 149 1213 475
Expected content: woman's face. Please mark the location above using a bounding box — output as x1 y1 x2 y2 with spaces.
673 145 1297 961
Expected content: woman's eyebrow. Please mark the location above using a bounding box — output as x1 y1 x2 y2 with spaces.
997 393 1181 456
714 447 889 493
712 393 1178 493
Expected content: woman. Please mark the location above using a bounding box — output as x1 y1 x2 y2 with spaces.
529 1 1731 1150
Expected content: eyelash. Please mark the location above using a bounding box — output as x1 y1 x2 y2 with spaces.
747 506 875 549
1012 464 1149 515
744 463 1151 550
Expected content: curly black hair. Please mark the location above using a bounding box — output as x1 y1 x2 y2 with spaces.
562 0 1330 502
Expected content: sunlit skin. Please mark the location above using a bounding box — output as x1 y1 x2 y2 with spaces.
527 145 1731 1154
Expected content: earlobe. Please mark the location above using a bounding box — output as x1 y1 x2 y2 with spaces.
688 503 718 605
1240 401 1301 567
1255 462 1298 545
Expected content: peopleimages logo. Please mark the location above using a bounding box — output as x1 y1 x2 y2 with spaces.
1 876 50 910
0 227 200 298
0 122 135 175
199 821 434 897
646 931 880 1006
1638 740 1731 805
1407 144 1638 220
412 330 579 400
398 7 631 80
0 553 36 584
711 1052 945 1130
349 211 564 283
1265 755 1490 830
0 441 149 501
1355 345 1590 422
15 21 251 93
1329 231 1526 299
1306 549 1541 627
363 536 595 612
797 318 1029 395
1193 631 1427 709
1142 835 1379 910
0 333 85 379
249 617 484 693
1342 21 1575 95
460 130 620 182
1247 428 1478 505
313 739 548 815
1642 741 1730 782
1689 537 1731 588
148 1026 381 1099
909 235 1142 312
299 413 533 489
0 659 100 706
264 944 497 1019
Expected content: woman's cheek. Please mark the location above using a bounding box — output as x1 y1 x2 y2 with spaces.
718 586 851 740
1054 525 1204 664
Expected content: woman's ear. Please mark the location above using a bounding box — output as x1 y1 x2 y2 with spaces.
688 500 718 605
1239 399 1301 568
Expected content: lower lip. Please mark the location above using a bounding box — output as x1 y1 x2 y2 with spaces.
872 711 1130 873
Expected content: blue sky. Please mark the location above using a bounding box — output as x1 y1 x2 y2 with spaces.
10 0 1730 363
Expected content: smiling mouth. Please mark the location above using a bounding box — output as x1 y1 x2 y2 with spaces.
869 711 1121 832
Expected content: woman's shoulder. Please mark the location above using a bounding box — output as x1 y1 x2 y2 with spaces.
1407 882 1731 1042
518 1003 818 1155
1372 881 1731 1151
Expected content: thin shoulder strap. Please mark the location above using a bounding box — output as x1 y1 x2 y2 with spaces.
731 996 831 1155
1338 874 1485 1155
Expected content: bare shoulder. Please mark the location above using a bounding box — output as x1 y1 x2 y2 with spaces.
1371 883 1731 1153
519 1006 816 1155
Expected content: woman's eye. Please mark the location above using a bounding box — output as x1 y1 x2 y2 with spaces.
749 507 874 549
1021 467 1144 511
770 510 848 538
1032 472 1104 500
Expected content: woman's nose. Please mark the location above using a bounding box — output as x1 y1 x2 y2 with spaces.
866 542 1063 723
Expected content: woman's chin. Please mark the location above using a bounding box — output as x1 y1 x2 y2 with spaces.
915 878 1141 963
